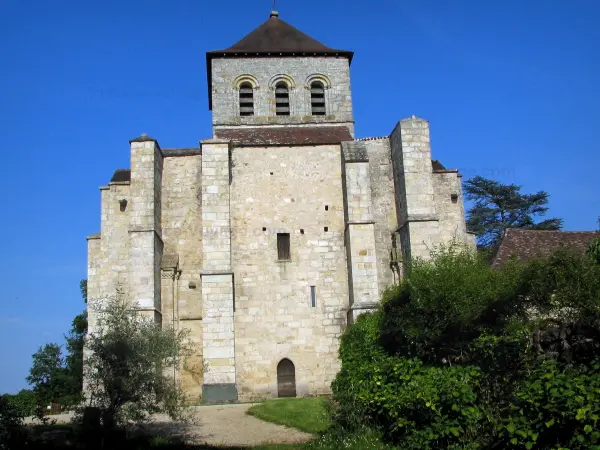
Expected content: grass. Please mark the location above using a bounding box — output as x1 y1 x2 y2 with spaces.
246 397 331 434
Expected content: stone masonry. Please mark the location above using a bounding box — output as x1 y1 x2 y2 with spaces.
86 12 474 403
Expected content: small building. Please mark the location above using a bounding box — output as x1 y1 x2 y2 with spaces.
86 11 474 402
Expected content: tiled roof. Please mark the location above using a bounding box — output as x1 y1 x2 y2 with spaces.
492 228 600 268
110 169 131 183
214 126 353 146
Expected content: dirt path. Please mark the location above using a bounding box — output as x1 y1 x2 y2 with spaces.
26 403 313 447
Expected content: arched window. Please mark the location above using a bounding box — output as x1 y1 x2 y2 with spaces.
239 82 254 116
310 81 326 115
275 82 290 116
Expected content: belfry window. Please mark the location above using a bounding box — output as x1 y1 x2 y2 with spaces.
310 81 326 115
275 82 290 116
239 82 254 116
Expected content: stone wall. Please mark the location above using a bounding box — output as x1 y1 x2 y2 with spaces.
160 152 204 397
230 144 348 400
363 138 399 289
433 171 469 245
211 57 354 134
390 118 441 262
129 139 163 321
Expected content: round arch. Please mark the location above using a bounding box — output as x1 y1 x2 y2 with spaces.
268 74 296 90
232 74 259 90
276 358 297 398
305 73 331 90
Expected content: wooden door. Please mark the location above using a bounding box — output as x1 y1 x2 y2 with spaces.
277 358 296 398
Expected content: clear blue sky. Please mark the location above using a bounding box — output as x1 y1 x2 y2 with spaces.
0 0 598 394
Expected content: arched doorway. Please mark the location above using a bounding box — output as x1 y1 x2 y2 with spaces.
277 358 296 398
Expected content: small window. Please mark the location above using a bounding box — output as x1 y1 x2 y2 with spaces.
277 233 290 260
239 82 254 116
275 82 290 116
310 286 316 307
310 81 326 116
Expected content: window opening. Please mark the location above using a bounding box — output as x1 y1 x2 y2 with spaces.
275 82 290 116
277 233 291 260
239 82 254 116
310 81 326 116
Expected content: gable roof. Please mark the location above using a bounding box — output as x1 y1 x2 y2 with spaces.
492 228 600 268
214 126 353 146
206 12 353 110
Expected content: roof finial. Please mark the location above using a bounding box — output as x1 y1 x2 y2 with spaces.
270 0 278 17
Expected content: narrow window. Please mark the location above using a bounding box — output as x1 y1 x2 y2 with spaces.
310 286 316 307
310 81 326 116
277 233 290 260
239 82 254 116
275 82 290 116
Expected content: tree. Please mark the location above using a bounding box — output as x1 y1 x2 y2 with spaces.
64 279 88 401
84 290 195 430
26 280 88 412
464 175 563 248
26 343 70 410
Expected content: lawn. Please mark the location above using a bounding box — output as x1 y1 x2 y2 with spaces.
246 397 331 434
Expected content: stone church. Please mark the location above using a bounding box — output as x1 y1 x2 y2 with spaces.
86 11 474 402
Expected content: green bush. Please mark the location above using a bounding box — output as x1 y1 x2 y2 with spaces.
379 244 526 365
333 244 600 449
332 312 490 448
3 389 37 418
499 360 600 449
0 395 27 449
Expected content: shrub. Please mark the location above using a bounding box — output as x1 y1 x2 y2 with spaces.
3 389 37 418
379 243 526 365
0 395 27 449
333 244 600 449
498 360 600 449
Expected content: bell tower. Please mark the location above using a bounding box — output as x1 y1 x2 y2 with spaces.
206 11 356 138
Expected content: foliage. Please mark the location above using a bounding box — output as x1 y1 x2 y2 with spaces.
0 394 27 449
27 343 73 415
26 279 88 415
464 175 562 248
333 243 600 449
333 312 489 449
588 237 600 265
247 397 331 434
84 290 196 429
379 243 527 365
2 389 37 417
64 310 87 400
497 360 600 449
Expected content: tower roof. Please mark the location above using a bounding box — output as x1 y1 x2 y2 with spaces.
213 12 353 56
206 12 353 109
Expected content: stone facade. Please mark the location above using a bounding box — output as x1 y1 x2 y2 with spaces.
86 12 474 403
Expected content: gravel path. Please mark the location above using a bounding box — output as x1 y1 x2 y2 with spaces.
25 403 313 448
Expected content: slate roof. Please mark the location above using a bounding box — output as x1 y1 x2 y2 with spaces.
492 228 600 268
206 12 353 109
214 126 353 146
110 169 131 183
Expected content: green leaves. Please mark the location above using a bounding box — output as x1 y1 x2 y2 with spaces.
334 243 600 450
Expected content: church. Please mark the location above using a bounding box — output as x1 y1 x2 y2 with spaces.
86 11 474 403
